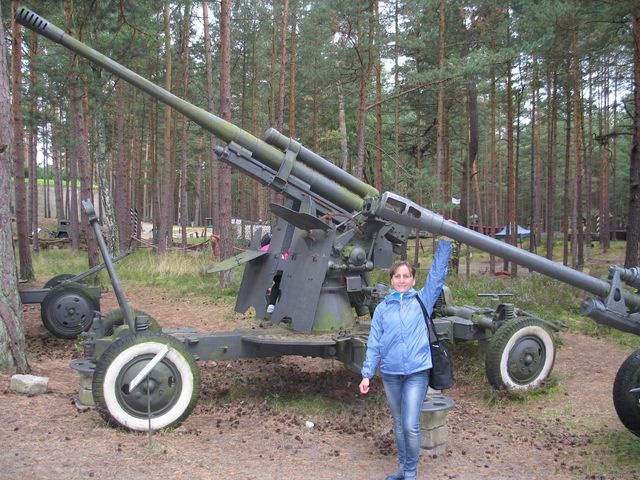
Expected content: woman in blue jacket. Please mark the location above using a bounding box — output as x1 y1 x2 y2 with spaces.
359 238 452 480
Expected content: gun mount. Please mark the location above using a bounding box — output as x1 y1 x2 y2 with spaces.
16 6 640 437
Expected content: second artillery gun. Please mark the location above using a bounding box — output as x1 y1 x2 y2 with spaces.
16 6 640 435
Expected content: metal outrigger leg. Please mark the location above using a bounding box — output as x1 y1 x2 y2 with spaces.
82 200 135 330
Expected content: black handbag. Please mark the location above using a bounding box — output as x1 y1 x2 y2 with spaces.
416 296 454 390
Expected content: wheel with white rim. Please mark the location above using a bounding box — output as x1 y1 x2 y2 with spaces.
485 317 555 390
92 332 200 431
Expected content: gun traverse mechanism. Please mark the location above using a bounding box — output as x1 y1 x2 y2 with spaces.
16 6 640 437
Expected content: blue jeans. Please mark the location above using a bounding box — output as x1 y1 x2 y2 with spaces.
381 370 430 479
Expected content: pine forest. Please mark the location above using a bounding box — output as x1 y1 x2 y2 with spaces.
2 0 640 275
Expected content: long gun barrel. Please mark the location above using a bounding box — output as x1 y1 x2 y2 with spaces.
370 192 640 315
15 6 378 214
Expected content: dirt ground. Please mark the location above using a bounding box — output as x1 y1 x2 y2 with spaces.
2 285 640 480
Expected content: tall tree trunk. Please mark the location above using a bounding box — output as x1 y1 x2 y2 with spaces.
312 81 318 151
132 105 144 243
337 84 349 171
626 10 640 267
393 0 400 195
91 70 119 255
64 143 70 221
611 72 619 240
288 6 297 138
28 33 39 253
270 1 279 127
414 108 423 269
506 63 517 277
249 29 264 223
277 0 289 131
202 2 219 233
461 79 478 229
482 103 489 227
572 29 584 269
435 0 446 208
149 97 160 244
563 85 572 266
0 1 28 373
179 1 191 248
239 24 248 224
497 109 503 226
194 136 203 227
598 68 610 252
461 13 478 229
489 67 496 273
530 55 540 253
584 67 593 259
374 0 383 192
533 64 543 254
546 72 557 260
65 8 99 267
159 0 174 255
64 5 80 252
114 81 130 253
52 102 64 221
416 110 423 205
355 2 376 180
73 81 100 268
11 2 34 281
600 131 611 253
219 0 233 287
43 113 51 219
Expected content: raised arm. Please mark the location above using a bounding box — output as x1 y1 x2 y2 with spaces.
418 239 452 317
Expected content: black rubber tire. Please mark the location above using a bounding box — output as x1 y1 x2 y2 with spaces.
43 273 82 289
40 282 100 339
101 308 161 337
485 317 555 390
612 349 640 437
92 331 200 431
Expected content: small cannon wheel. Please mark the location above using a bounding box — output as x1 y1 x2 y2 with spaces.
612 349 640 437
92 331 200 431
40 282 99 339
43 273 84 289
485 317 555 390
101 308 161 336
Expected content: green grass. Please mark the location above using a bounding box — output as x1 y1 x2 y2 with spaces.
31 248 90 280
36 178 86 188
31 247 240 302
262 392 350 418
481 372 562 407
584 429 640 477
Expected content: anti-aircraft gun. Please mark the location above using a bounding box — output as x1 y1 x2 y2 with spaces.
16 6 640 436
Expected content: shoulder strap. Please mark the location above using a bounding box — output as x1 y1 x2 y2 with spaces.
416 296 439 344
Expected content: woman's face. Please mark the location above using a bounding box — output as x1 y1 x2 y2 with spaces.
391 265 416 293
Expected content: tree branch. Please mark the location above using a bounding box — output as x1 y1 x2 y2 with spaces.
366 77 455 111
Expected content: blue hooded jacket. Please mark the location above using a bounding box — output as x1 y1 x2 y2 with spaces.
361 239 452 379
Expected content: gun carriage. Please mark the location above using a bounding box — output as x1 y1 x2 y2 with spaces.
15 6 640 436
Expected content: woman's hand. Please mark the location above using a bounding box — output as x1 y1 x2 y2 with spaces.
359 377 370 395
443 219 458 241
